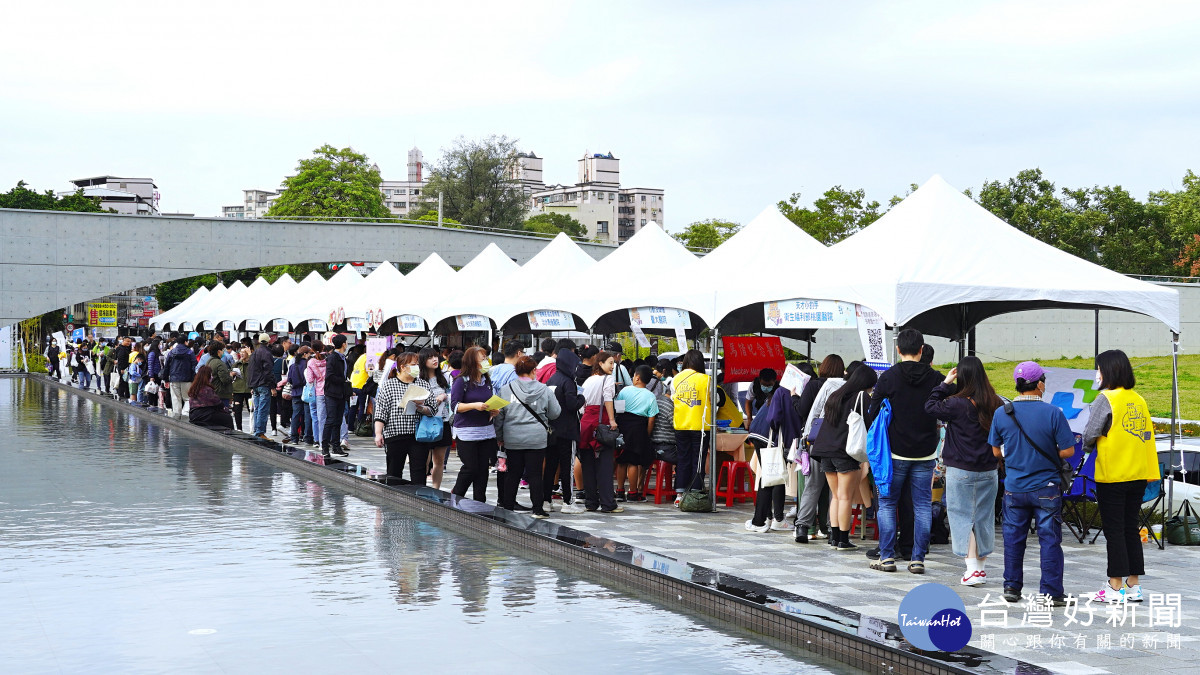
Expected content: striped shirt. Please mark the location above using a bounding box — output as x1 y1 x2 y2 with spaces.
373 377 439 438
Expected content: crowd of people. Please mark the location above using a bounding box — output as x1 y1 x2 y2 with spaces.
44 325 1161 603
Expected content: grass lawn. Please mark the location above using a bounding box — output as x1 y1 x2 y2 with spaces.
934 354 1200 420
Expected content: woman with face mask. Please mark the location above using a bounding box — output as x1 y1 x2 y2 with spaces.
742 368 778 430
578 350 622 512
373 352 439 484
450 346 499 502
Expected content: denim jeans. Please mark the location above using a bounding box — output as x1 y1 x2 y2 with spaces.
79 372 91 389
1002 485 1065 598
945 466 998 558
291 401 313 442
878 458 935 562
252 386 271 435
311 395 326 443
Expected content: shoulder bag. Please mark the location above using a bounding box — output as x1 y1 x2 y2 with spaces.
845 391 869 463
416 414 443 443
757 429 788 488
511 385 556 445
1002 401 1075 492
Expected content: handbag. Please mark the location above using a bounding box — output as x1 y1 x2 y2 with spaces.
144 380 159 396
758 430 787 488
594 424 623 448
845 391 868 463
866 399 894 497
354 417 373 437
361 377 378 398
416 414 444 443
1002 401 1076 492
511 385 557 445
281 383 293 400
301 383 316 404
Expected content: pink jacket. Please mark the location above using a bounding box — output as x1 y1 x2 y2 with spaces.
305 357 327 396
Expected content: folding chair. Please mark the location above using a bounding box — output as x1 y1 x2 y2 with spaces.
1061 438 1100 544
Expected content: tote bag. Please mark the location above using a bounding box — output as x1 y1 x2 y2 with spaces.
866 398 894 497
301 383 316 404
758 429 788 488
845 391 868 463
416 414 443 443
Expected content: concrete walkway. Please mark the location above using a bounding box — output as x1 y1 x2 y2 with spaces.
316 430 1200 675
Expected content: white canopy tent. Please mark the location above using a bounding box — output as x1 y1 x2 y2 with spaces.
284 264 363 330
251 273 298 330
206 276 271 330
422 244 520 330
166 281 239 331
829 175 1182 338
487 232 599 332
342 261 404 327
373 253 458 332
190 280 249 330
151 286 209 330
267 271 328 331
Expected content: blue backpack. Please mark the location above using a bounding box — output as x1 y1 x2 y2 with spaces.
866 398 894 497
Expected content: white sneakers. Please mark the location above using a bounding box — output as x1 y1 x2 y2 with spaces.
769 519 791 531
960 570 987 587
1091 585 1125 603
560 502 587 514
744 519 770 533
1125 584 1143 602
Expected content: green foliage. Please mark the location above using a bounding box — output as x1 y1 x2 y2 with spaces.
671 218 741 249
777 186 882 245
264 144 391 221
0 180 109 212
1162 171 1200 274
524 212 587 238
413 212 463 228
415 135 527 230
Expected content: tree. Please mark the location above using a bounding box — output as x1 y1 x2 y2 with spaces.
413 213 462 228
0 180 107 212
777 186 882 245
264 144 391 221
976 169 1097 262
523 212 587 238
414 135 527 230
671 219 741 249
1160 170 1200 274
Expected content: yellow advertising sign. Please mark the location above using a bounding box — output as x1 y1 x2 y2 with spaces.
87 303 118 327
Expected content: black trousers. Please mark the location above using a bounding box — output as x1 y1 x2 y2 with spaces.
502 447 546 512
543 437 575 505
384 434 427 485
453 437 497 503
1096 480 1148 578
322 396 347 449
753 484 786 526
581 445 616 511
231 392 250 430
674 430 710 491
278 395 291 429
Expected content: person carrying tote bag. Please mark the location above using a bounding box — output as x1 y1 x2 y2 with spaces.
811 366 877 553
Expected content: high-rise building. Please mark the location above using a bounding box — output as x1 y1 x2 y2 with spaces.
528 152 664 244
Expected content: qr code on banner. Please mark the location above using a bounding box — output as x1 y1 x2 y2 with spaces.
868 328 884 361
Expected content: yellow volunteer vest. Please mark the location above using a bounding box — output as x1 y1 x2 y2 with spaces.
716 386 744 428
1094 388 1161 483
672 370 711 431
350 357 369 389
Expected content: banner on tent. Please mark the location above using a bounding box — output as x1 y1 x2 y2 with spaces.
245 320 261 331
722 336 786 383
309 319 328 332
397 315 424 332
855 305 889 373
764 299 857 330
272 319 288 332
1043 368 1102 435
346 317 369 332
181 323 193 332
674 328 688 349
630 324 651 348
629 306 691 330
527 310 575 331
87 303 117 327
368 308 384 329
201 321 213 330
455 314 489 331
329 307 346 327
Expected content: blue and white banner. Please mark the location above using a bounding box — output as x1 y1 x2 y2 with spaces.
765 299 857 330
527 309 575 331
629 306 691 330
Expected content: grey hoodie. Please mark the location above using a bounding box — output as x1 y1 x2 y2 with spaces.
494 378 562 450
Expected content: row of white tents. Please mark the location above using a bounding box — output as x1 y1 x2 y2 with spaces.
152 175 1181 342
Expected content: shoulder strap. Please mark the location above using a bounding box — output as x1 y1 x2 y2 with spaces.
510 384 551 432
1003 401 1062 472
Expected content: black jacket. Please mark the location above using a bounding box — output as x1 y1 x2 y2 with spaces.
549 348 585 441
791 376 826 428
163 344 196 383
114 344 131 371
324 350 351 400
248 344 275 389
867 361 943 459
924 382 999 472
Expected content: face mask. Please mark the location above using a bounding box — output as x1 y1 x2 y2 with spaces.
479 362 491 374
407 365 421 378
761 384 775 394
1093 370 1102 389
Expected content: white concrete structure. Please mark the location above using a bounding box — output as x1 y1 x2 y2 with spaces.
528 152 665 244
221 189 278 219
380 146 429 219
65 176 159 215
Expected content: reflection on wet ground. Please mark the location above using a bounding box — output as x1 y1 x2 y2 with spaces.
0 378 847 674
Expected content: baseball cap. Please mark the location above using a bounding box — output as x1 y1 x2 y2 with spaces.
604 340 624 355
257 333 270 343
1013 361 1045 384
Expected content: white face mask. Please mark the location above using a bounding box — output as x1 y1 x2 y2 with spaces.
407 365 421 378
1093 370 1103 389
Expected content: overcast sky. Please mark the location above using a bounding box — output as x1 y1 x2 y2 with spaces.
2 0 1199 230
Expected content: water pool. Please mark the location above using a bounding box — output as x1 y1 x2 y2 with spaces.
0 378 853 674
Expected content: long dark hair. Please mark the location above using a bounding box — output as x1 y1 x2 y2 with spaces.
1096 349 1136 390
951 356 1002 432
680 349 705 374
418 347 448 388
824 365 877 423
188 365 214 398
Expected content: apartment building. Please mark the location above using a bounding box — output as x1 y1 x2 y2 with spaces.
65 176 160 215
528 152 665 244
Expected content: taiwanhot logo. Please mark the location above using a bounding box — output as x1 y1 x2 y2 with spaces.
898 583 972 652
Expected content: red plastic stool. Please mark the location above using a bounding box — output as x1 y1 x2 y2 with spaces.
643 460 677 504
716 461 755 507
848 505 879 540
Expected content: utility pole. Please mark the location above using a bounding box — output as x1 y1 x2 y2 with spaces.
438 192 443 228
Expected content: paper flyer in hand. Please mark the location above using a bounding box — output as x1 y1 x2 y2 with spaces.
398 384 430 414
483 395 510 411
779 363 810 394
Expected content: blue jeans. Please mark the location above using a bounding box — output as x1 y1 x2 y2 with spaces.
136 378 146 403
291 401 313 442
945 467 998 558
1002 485 1065 598
252 386 271 435
312 395 326 444
79 372 91 389
878 458 935 562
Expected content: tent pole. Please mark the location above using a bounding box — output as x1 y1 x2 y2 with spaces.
708 327 721 512
1094 310 1100 367
967 327 976 357
1169 331 1180 515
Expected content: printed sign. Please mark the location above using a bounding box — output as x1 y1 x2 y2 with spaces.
455 314 490 331
1042 367 1104 434
220 321 233 331
87 302 118 327
365 337 393 372
244 320 261 331
397 315 424 332
201 320 213 330
368 308 385 329
675 328 688 349
527 309 575 331
329 306 346 326
764 299 857 330
70 328 85 341
346 317 369 332
628 306 691 330
630 323 651 348
142 309 156 317
181 322 193 331
721 336 786 383
272 319 289 332
855 305 889 373
308 319 328 332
